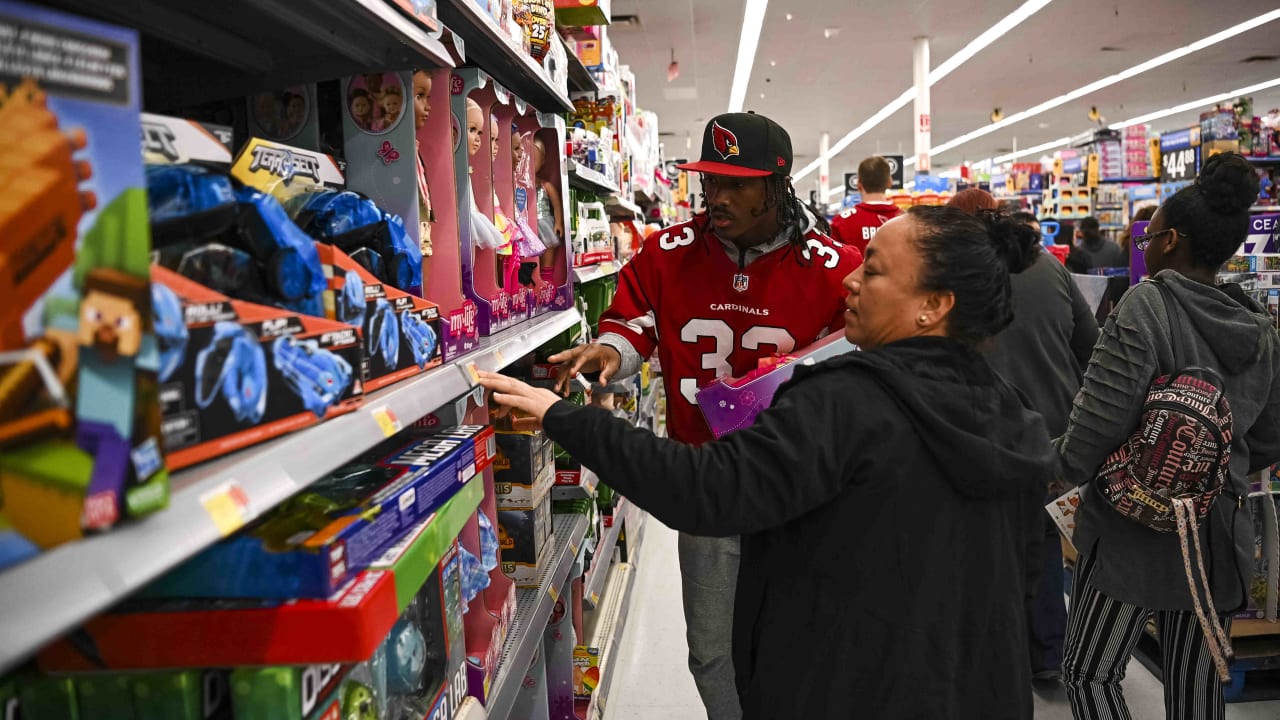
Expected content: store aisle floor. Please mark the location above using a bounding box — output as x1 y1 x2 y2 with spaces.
605 518 1280 720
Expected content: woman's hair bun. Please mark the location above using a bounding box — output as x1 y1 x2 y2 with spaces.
1196 152 1260 216
982 214 1041 275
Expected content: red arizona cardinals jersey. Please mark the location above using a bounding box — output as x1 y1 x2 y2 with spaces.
829 201 902 257
600 214 860 446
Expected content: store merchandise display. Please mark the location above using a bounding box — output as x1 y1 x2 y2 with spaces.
0 0 168 558
0 3 668 720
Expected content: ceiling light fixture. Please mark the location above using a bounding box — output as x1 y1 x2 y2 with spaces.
785 12 792 21
667 48 680 82
928 8 1280 159
793 0 1054 181
728 0 769 112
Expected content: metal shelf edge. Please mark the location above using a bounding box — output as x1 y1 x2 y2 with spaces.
572 262 621 285
439 0 572 112
485 513 590 720
586 562 638 720
0 309 581 674
583 498 626 610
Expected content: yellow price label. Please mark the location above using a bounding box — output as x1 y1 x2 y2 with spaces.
590 592 599 606
494 349 506 366
370 405 402 438
549 585 561 603
465 362 481 385
200 481 249 537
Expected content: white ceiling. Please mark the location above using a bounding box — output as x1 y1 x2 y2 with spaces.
609 0 1280 193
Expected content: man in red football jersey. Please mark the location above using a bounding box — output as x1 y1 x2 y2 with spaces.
829 155 902 257
550 112 860 719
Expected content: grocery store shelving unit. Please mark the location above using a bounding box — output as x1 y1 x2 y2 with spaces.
485 513 590 720
438 0 572 113
572 261 622 285
0 308 581 675
552 467 601 501
568 158 621 195
583 498 628 610
580 562 638 720
564 37 601 94
39 0 455 106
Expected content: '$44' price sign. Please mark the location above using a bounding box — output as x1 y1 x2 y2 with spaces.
1161 146 1198 183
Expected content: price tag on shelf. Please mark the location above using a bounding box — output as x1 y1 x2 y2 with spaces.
493 348 506 366
590 591 600 607
1160 146 1199 184
200 481 249 537
464 362 481 385
549 585 560 603
370 405 402 438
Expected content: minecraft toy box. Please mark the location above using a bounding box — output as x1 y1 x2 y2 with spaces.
0 0 168 553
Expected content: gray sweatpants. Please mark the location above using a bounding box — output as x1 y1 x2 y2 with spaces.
678 532 743 720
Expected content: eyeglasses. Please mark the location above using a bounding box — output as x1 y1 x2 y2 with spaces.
1133 228 1189 252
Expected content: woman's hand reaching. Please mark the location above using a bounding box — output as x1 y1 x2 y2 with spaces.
476 371 563 426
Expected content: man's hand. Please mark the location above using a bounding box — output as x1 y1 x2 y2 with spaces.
547 343 622 395
477 371 562 426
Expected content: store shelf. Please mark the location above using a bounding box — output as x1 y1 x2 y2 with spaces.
568 159 621 195
1253 206 1279 213
582 562 639 720
564 37 601 94
572 261 622 285
606 195 643 217
458 697 490 720
0 308 581 675
485 513 590 720
583 498 627 610
1100 176 1159 184
438 0 572 113
1247 157 1280 166
1233 619 1280 638
1095 203 1126 209
44 0 454 108
552 467 600 501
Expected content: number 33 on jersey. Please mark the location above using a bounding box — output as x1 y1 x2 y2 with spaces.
599 214 861 446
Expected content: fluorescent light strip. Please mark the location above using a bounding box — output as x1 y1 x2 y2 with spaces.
929 9 1280 158
927 0 1053 85
794 0 1053 181
991 136 1071 164
727 0 769 113
1111 76 1280 129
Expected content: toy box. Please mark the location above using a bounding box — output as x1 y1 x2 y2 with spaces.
498 497 553 587
571 646 600 701
494 430 555 508
0 0 168 548
60 669 235 720
544 578 577 719
317 242 444 392
697 333 854 439
231 660 385 720
149 266 363 471
143 427 481 600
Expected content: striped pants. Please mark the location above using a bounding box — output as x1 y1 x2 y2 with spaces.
1062 551 1230 720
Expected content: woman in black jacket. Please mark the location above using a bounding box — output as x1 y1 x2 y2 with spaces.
480 207 1057 719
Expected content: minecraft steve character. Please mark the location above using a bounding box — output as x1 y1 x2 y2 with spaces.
75 267 150 529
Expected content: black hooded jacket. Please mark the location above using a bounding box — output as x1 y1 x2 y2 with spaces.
544 336 1055 719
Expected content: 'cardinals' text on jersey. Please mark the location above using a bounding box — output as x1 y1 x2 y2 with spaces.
829 201 902 257
600 214 860 445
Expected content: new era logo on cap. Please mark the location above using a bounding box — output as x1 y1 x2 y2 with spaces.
678 112 793 178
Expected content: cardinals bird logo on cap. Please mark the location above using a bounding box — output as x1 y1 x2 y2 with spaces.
712 121 740 160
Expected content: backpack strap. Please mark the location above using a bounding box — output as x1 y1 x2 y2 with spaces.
1153 278 1183 370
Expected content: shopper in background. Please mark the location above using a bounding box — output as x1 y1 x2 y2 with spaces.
478 207 1052 719
947 186 1001 214
546 112 861 720
983 207 1100 683
829 155 902 257
1066 216 1125 273
1119 205 1158 266
1057 153 1280 720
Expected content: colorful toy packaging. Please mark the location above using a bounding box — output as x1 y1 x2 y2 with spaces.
0 0 169 551
494 430 555 508
696 333 854 439
143 425 486 599
150 266 364 471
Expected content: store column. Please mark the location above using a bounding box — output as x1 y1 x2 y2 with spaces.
913 37 930 174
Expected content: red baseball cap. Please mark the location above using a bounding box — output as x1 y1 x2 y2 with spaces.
677 112 793 178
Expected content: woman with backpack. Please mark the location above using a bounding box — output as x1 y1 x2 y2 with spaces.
1056 152 1280 719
